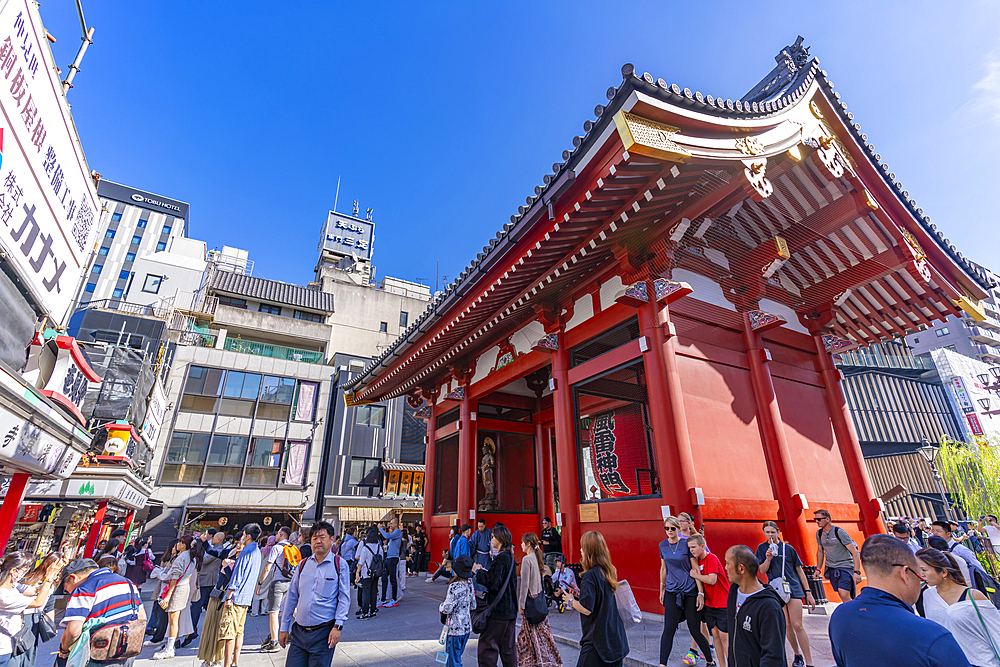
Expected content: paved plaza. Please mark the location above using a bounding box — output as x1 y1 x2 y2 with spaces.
37 574 842 667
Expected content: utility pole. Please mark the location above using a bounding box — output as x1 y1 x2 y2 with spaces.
62 1 95 93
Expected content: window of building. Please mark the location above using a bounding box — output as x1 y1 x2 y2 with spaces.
399 311 409 328
258 303 281 315
356 404 386 427
119 270 130 281
136 219 147 228
125 252 135 262
245 438 283 486
257 375 295 420
105 229 116 239
204 435 250 485
92 264 102 274
946 344 958 352
98 247 109 256
156 242 166 252
111 212 122 222
84 283 96 293
162 225 172 235
348 360 366 373
574 359 658 502
218 296 247 308
912 337 919 344
571 317 640 367
293 310 323 323
379 321 388 332
141 274 162 293
131 235 142 245
161 432 210 483
223 371 262 400
349 457 382 487
434 435 458 513
936 328 950 337
437 407 460 430
112 288 124 298
185 366 225 395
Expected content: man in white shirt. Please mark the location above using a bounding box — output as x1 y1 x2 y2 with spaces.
983 516 1000 555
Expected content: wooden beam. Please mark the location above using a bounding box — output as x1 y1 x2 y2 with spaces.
798 248 904 308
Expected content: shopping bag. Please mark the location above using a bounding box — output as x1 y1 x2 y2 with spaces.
614 580 642 628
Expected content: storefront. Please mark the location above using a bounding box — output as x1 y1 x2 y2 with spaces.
344 40 992 610
180 506 305 538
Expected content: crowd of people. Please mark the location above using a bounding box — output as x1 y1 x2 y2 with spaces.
4 509 1000 667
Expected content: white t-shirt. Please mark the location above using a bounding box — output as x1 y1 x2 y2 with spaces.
984 525 1000 552
267 540 291 582
921 586 1000 667
0 588 32 655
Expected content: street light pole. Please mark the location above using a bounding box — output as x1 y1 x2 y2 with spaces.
918 437 953 522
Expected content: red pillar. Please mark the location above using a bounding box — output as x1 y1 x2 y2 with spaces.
119 510 136 554
639 293 700 523
540 426 557 521
457 390 477 528
534 402 553 526
422 399 438 556
0 473 30 553
740 313 811 561
552 331 581 560
84 500 108 558
811 330 886 537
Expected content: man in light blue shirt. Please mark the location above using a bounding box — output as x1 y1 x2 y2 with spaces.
221 523 262 667
378 517 402 607
279 521 351 667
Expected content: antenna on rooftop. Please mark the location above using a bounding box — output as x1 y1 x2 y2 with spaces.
366 208 374 221
333 176 341 213
352 200 359 217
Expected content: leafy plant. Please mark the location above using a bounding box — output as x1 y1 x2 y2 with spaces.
938 434 1000 522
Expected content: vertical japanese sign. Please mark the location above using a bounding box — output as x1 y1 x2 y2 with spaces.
967 413 985 437
0 1 99 326
951 377 975 414
292 381 317 422
587 403 656 498
140 378 166 449
283 440 307 486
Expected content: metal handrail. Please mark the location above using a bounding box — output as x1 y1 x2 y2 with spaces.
222 338 324 364
79 299 170 319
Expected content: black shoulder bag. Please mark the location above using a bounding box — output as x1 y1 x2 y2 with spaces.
471 560 515 634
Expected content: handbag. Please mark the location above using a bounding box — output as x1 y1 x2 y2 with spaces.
970 590 1000 665
614 580 643 628
471 559 515 634
767 542 792 604
142 551 155 573
524 589 548 625
89 581 144 661
0 621 33 657
37 613 57 643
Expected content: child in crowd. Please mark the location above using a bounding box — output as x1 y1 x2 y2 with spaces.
688 534 730 666
439 554 475 667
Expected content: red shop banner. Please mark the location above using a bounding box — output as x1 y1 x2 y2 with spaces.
20 504 43 523
588 403 656 498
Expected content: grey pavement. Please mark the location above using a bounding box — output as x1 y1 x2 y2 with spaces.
39 574 839 667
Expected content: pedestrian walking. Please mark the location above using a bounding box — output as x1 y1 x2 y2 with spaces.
755 522 815 667
517 533 562 666
891 521 921 555
378 517 403 608
658 516 713 667
916 546 1000 667
256 526 297 653
473 524 518 667
540 518 562 573
252 535 276 616
340 527 359 584
56 558 146 667
555 531 628 667
218 524 263 667
145 541 177 646
687 535 728 667
10 553 64 667
439 554 475 667
829 534 971 667
278 521 350 667
153 535 202 660
453 524 472 560
195 539 237 667
123 536 154 587
191 531 227 644
813 509 861 602
0 552 63 667
470 519 493 595
413 522 428 574
355 525 383 619
724 545 786 667
677 512 709 665
984 516 1000 555
931 520 990 583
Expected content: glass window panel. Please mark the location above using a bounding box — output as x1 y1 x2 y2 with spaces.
349 458 367 485
207 435 230 465
186 366 208 394
241 374 261 400
223 371 246 398
370 405 385 427
260 377 296 404
203 467 242 486
250 438 282 467
165 432 190 463
355 406 370 426
259 376 279 402
188 433 210 463
161 464 203 484
244 468 279 487
226 437 249 466
256 403 291 421
179 394 217 413
218 398 254 417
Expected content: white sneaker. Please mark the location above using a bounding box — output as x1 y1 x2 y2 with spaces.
425 577 433 583
152 648 175 660
143 640 161 647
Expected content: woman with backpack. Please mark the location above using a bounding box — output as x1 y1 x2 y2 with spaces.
516 533 561 666
555 531 629 667
916 546 1000 667
756 521 816 667
356 525 383 619
439 554 475 667
153 536 202 660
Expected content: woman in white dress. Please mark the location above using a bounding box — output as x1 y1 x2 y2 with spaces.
153 536 202 660
917 546 1000 667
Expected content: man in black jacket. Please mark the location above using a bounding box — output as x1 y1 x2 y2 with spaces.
725 545 787 667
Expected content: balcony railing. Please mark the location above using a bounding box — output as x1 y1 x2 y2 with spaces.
835 347 935 372
79 299 170 320
222 338 324 364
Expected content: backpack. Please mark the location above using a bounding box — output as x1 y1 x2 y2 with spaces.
948 544 1000 609
279 543 302 579
364 544 384 578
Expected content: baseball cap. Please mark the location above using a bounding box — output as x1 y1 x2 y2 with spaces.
60 558 98 586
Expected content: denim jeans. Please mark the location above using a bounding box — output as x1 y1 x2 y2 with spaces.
445 633 469 667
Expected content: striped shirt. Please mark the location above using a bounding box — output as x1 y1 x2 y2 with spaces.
61 568 141 628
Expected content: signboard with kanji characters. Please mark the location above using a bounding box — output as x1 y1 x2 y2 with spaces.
586 403 658 499
319 211 374 261
0 0 99 326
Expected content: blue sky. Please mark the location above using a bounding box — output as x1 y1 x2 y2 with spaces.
41 1 1000 291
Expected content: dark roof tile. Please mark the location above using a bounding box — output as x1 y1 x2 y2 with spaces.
209 272 335 312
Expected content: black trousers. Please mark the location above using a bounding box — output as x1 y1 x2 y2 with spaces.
190 585 214 630
661 591 712 665
151 601 168 643
360 576 378 614
380 556 399 601
577 644 622 667
476 616 516 667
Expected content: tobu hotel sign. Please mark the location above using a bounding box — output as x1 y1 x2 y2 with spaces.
319 211 374 261
0 1 99 326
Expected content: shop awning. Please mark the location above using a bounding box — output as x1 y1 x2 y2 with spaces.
338 507 395 523
24 472 152 510
381 462 425 472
